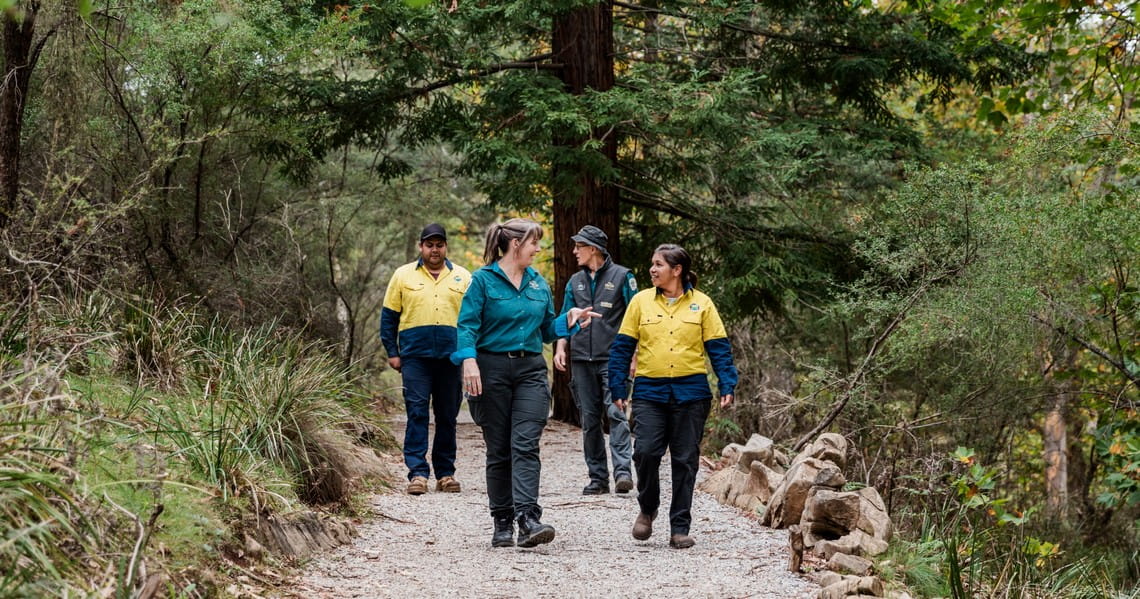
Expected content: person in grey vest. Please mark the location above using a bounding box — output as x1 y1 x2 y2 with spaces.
554 225 638 495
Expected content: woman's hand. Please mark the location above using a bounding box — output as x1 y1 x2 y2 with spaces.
567 306 603 329
719 393 734 409
463 358 482 396
554 345 568 372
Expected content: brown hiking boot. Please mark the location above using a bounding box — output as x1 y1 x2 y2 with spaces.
436 476 461 493
632 512 655 541
669 534 695 549
407 476 428 495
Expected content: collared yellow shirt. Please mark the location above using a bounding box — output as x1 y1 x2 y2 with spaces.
617 287 728 379
380 259 471 359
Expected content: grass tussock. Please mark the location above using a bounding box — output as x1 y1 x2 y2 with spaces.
1 291 392 596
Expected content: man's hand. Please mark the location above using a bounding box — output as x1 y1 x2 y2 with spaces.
462 358 482 396
614 398 627 412
719 393 734 409
567 306 603 329
388 356 402 372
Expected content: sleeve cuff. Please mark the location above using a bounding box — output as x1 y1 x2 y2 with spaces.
553 316 579 338
450 347 477 365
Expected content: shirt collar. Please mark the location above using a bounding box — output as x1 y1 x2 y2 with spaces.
580 256 613 276
488 261 542 287
654 283 693 297
416 257 454 271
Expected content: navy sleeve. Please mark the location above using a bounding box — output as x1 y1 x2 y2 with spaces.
704 337 738 396
608 333 638 400
380 307 401 358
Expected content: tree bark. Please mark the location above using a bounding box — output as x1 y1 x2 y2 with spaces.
550 1 619 424
1043 343 1074 520
0 2 43 230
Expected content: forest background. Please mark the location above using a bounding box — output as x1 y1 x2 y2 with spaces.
1 0 1138 597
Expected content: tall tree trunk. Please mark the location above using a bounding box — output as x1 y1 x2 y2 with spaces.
0 2 43 230
550 1 619 424
1043 343 1074 520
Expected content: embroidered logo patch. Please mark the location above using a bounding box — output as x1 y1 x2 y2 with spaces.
529 280 541 290
689 303 700 311
604 281 616 290
600 301 613 309
576 283 585 291
454 276 462 282
629 278 638 291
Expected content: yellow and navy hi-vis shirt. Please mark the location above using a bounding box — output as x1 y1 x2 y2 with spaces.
608 287 738 403
380 259 471 360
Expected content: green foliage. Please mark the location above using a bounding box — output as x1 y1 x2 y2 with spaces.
930 448 1118 598
0 369 102 596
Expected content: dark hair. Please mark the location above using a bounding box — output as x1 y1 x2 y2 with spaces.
483 218 544 265
653 243 698 289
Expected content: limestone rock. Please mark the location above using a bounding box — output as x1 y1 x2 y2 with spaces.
762 457 828 528
802 488 863 547
697 466 764 513
813 465 846 489
814 529 890 559
819 572 843 587
828 552 873 576
722 442 745 464
856 487 893 542
736 434 776 473
750 460 784 504
805 433 848 468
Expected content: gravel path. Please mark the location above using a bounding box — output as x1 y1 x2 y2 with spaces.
291 409 819 598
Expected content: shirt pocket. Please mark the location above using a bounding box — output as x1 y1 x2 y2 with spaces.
522 286 549 304
485 285 516 302
678 312 704 347
639 314 664 331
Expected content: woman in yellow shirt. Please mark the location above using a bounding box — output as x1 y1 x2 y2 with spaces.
608 244 737 549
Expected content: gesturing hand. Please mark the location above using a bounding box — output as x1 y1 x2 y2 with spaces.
567 306 603 329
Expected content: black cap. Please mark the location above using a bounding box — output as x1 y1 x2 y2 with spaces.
419 223 447 242
571 225 608 252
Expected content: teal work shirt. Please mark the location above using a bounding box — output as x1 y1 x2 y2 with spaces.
450 262 576 363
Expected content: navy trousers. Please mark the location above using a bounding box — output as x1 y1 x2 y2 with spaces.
401 357 462 480
631 397 711 535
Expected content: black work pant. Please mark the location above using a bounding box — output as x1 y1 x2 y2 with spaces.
469 353 550 520
631 396 711 535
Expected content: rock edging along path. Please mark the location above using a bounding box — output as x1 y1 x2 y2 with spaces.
291 410 819 598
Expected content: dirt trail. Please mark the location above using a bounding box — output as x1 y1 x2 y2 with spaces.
290 410 819 598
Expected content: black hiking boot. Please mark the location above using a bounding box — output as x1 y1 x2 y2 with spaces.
582 480 609 495
491 515 515 548
516 512 555 548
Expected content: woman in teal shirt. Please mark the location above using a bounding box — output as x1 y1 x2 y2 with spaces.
452 218 598 548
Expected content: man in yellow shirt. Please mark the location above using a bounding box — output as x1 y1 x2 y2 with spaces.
381 224 472 495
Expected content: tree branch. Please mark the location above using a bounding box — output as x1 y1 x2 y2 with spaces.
398 53 561 99
792 275 943 451
1029 312 1140 389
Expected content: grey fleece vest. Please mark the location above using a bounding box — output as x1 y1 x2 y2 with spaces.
568 258 633 361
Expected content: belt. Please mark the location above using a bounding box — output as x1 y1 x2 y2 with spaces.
481 350 542 358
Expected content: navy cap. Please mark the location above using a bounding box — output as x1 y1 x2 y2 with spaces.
571 225 608 252
420 223 447 242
